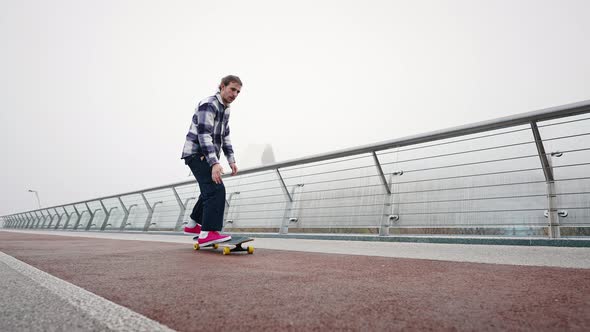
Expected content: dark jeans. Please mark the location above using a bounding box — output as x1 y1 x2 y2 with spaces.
186 155 226 232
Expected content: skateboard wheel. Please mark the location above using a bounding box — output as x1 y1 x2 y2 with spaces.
247 246 254 254
193 243 200 250
223 247 231 255
213 244 219 249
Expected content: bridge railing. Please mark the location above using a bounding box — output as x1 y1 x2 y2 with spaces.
3 100 590 238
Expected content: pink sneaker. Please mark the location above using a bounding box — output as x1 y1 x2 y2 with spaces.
198 231 231 247
184 223 202 235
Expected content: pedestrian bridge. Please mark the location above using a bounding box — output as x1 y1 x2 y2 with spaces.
3 100 590 330
3 100 590 240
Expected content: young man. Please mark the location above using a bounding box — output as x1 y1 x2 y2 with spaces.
181 75 241 246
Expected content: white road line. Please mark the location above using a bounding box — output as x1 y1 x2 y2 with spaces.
0 251 176 332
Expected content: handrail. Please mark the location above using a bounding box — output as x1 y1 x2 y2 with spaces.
3 99 590 215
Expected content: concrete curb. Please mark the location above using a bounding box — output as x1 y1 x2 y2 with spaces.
0 252 175 332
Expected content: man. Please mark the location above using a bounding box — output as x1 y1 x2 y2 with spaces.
181 75 242 246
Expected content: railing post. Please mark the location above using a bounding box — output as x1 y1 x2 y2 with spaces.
24 213 31 228
171 187 196 231
373 152 393 236
373 152 392 195
276 169 292 234
25 213 33 228
86 208 102 230
276 169 293 202
15 214 24 228
72 205 83 230
83 203 96 231
37 210 45 228
13 215 21 228
531 121 560 238
71 206 82 229
61 207 72 229
44 210 51 228
26 212 34 228
52 208 62 229
75 211 90 230
38 210 46 228
99 200 118 231
276 168 304 235
32 211 40 228
34 211 41 228
38 210 48 228
141 193 163 231
224 192 240 225
117 197 137 230
47 209 58 228
43 210 51 228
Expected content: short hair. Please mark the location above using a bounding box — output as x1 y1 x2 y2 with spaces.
218 75 242 91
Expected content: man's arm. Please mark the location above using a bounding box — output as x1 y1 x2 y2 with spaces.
196 103 220 167
222 122 238 175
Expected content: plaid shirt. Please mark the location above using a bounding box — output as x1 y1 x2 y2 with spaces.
181 93 235 166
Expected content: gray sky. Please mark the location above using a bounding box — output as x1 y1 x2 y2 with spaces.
1 0 589 216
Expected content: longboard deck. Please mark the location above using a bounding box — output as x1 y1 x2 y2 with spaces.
193 236 254 255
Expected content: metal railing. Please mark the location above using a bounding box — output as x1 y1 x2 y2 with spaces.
3 100 590 238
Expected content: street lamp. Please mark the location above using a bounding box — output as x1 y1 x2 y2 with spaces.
28 189 42 209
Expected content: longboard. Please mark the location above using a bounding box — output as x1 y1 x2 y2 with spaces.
192 236 254 255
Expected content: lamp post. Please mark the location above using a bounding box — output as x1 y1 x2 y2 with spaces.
28 189 42 209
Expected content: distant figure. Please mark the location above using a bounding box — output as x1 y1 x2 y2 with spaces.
181 75 242 247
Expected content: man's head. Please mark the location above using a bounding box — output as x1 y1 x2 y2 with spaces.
218 75 242 105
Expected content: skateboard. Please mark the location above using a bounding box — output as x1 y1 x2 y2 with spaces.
193 236 254 255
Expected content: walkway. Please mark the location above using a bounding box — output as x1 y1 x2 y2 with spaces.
1 230 589 331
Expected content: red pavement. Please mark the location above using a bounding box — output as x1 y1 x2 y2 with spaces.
1 232 589 331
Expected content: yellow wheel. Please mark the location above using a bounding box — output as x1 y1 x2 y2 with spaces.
213 244 219 249
223 247 231 255
247 246 254 254
193 243 200 250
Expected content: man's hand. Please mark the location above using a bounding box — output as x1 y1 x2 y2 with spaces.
211 163 224 184
229 163 238 176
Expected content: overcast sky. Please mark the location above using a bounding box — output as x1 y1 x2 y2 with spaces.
1 0 589 216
